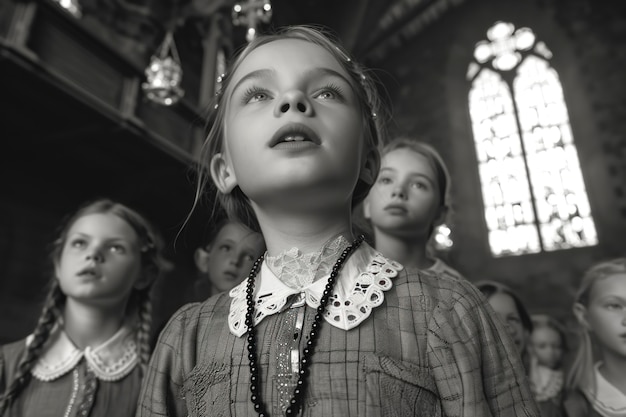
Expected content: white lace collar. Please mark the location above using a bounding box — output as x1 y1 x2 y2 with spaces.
228 242 403 337
29 321 139 382
582 362 626 417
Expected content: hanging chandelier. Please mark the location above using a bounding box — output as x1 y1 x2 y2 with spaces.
142 31 184 106
232 0 272 42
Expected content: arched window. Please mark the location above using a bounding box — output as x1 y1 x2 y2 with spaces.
467 21 597 257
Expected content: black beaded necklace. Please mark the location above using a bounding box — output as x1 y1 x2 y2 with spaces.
245 235 365 417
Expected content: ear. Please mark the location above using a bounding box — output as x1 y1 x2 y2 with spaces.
359 147 380 187
573 302 591 330
210 152 238 193
194 247 211 273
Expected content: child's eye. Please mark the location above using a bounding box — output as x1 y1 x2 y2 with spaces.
219 244 232 252
606 302 624 311
378 177 392 185
243 254 255 262
109 244 127 254
243 87 272 104
410 181 428 190
314 84 343 101
70 238 87 249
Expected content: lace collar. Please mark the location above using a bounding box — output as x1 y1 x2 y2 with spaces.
582 362 626 417
228 242 403 337
29 321 139 382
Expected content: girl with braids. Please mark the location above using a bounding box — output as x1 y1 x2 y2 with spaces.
0 199 167 417
563 258 626 417
138 26 538 416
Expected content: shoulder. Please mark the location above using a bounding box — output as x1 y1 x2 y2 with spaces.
1 338 28 384
429 258 466 281
160 293 232 336
562 389 591 417
1 338 28 363
396 266 487 313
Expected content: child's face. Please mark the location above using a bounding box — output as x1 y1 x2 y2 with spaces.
579 272 626 360
216 38 371 211
198 223 265 293
488 292 527 353
55 213 143 307
364 148 443 238
530 327 563 369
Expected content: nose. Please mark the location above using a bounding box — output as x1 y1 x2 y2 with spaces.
391 185 407 200
274 90 313 117
86 249 104 263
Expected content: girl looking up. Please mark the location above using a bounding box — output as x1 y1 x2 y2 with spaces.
363 137 464 280
138 26 538 417
0 199 167 417
564 258 626 417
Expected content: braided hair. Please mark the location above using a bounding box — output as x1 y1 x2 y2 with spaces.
0 199 166 415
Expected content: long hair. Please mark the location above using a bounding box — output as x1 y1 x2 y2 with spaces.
0 199 167 415
565 258 626 396
191 25 387 233
475 280 533 334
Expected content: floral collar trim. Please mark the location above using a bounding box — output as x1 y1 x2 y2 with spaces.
29 322 138 382
582 362 626 417
228 242 403 337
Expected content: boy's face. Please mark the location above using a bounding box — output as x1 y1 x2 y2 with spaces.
195 223 265 293
364 148 443 239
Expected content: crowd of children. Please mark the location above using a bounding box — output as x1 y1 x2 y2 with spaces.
1 25 624 417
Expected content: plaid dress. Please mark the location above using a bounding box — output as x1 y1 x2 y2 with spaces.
137 244 539 417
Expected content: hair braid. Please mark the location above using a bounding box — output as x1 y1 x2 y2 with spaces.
135 289 153 375
0 283 65 414
74 369 98 417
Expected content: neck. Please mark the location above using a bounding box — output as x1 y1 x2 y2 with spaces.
373 229 432 269
252 204 354 256
599 349 626 395
63 298 127 349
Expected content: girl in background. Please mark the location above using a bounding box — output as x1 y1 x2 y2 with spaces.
362 137 464 280
528 314 567 416
0 199 167 417
191 219 265 300
138 26 538 416
476 280 534 370
564 258 626 417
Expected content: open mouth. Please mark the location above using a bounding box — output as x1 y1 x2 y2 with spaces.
384 204 407 214
270 123 320 147
77 266 99 278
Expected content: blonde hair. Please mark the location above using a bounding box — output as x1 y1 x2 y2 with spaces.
565 258 626 395
192 25 386 232
0 199 167 415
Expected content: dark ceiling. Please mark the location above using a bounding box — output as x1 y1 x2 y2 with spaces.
0 0 455 246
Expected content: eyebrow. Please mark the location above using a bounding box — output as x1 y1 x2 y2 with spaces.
379 167 435 182
230 67 352 98
70 233 129 242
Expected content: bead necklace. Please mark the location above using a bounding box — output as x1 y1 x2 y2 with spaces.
245 235 365 417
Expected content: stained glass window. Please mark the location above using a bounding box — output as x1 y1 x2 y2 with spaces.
468 22 597 256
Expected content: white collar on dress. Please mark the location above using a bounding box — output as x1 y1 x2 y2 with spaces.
228 242 403 337
582 362 626 417
29 321 139 382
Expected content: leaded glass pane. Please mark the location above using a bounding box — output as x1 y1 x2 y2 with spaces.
514 56 598 250
469 22 597 256
470 69 540 256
